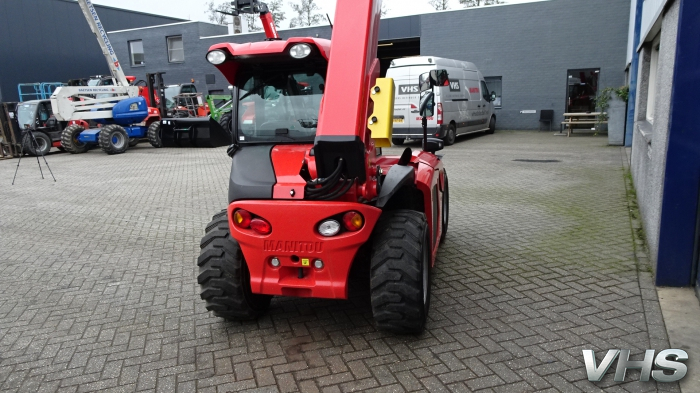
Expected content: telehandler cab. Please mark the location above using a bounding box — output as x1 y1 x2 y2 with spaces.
197 0 449 333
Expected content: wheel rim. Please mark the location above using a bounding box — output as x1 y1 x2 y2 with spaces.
37 138 47 153
111 132 125 149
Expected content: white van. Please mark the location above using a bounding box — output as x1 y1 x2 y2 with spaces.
386 56 496 145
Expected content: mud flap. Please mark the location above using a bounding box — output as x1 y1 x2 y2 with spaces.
160 117 232 148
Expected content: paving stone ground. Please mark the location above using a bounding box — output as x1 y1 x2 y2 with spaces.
0 131 680 392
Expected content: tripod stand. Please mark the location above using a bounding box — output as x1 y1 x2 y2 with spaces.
12 128 56 185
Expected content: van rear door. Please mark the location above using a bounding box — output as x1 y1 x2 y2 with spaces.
389 65 436 136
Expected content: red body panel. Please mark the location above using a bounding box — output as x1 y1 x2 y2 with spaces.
228 201 382 299
270 145 307 200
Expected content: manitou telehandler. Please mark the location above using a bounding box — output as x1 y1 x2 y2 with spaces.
197 0 449 333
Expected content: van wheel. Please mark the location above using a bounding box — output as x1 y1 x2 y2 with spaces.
443 124 456 146
486 117 496 134
392 138 404 146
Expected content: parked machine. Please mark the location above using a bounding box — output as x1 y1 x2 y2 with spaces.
14 100 64 155
195 0 449 334
145 73 230 148
51 0 160 155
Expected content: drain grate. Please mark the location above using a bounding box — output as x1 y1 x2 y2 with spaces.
512 159 561 163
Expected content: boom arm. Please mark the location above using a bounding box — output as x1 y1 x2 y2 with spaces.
77 0 129 87
232 0 280 40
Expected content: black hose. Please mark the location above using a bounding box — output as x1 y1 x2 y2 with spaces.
317 178 355 201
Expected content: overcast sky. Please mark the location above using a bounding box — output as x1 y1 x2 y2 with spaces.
92 0 549 27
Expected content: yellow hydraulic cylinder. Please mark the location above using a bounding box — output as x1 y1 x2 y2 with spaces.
367 78 395 148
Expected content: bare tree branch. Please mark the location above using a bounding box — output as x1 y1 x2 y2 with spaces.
206 1 229 25
267 0 287 28
289 0 324 28
428 0 450 11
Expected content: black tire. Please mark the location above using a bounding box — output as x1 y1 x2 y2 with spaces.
440 171 449 244
444 124 456 146
219 112 233 135
486 116 496 134
370 210 431 334
25 131 51 156
98 124 129 155
198 210 272 320
128 138 139 147
60 124 89 154
147 122 163 148
392 138 405 146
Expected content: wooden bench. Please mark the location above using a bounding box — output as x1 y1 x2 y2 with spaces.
561 112 607 137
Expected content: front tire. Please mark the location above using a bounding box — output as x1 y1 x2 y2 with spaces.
25 131 51 156
147 122 162 148
486 116 496 134
198 210 271 320
60 124 88 154
392 138 405 146
98 124 129 155
370 210 431 334
443 124 456 146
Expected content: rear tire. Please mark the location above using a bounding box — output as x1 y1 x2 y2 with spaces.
98 124 129 155
198 210 271 320
60 124 88 154
147 122 162 148
486 116 496 134
370 210 431 334
25 131 51 156
444 124 456 146
440 171 449 244
392 138 405 146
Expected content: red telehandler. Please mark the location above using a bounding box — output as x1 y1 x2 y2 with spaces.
197 0 449 333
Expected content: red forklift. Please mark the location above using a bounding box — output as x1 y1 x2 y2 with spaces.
197 0 449 333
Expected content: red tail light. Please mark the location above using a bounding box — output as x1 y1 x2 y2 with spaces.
233 209 252 228
342 211 364 232
250 218 272 235
437 103 443 125
410 103 418 109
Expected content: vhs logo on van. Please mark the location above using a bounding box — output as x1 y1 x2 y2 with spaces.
398 85 420 95
449 81 461 92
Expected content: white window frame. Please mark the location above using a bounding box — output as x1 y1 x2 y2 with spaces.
646 34 661 124
167 36 184 63
128 39 144 67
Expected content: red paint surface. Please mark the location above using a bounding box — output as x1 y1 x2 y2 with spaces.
228 201 382 299
270 145 308 200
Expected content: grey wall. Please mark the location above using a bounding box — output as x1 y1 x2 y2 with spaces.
421 0 630 129
630 0 680 272
0 0 183 103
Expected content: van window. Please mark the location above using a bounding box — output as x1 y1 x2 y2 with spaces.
485 77 502 108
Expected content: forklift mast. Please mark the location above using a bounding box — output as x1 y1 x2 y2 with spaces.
146 73 167 118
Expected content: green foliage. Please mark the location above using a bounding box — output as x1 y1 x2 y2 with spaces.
594 85 630 123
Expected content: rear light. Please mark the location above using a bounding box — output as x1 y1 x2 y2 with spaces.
250 218 272 235
318 220 341 237
410 103 418 109
343 212 364 232
437 103 443 125
233 209 252 228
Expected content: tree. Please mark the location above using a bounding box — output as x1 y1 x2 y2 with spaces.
428 0 450 10
289 0 324 28
206 1 229 25
381 3 390 17
268 0 287 28
459 0 503 7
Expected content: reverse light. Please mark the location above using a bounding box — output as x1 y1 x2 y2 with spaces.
342 212 364 232
250 218 272 235
206 50 227 65
318 220 341 237
233 209 252 228
437 103 443 125
289 43 312 59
